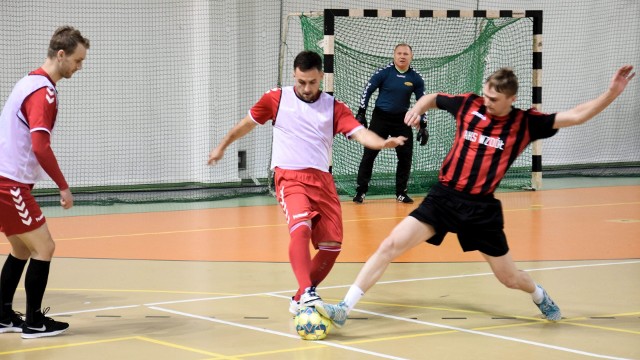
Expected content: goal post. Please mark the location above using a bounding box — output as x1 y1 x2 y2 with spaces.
316 9 544 196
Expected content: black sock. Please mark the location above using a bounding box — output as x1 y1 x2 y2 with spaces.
0 254 28 319
25 259 51 324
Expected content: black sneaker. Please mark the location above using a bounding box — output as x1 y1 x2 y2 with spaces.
21 307 69 339
0 311 25 334
353 192 366 204
396 193 414 203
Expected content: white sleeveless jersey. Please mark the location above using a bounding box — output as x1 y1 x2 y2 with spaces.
0 74 57 184
270 87 336 172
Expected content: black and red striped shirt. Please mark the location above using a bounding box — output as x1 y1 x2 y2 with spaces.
436 93 557 195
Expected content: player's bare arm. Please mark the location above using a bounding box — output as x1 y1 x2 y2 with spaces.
554 65 635 129
208 115 257 165
351 128 407 150
404 93 438 127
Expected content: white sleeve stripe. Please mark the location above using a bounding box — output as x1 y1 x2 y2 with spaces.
30 127 51 134
248 110 261 124
346 125 365 139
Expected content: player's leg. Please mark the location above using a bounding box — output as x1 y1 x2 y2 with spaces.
354 147 380 202
483 252 561 320
14 224 70 338
317 216 434 327
394 124 414 203
0 236 29 333
356 216 431 292
309 172 343 288
274 169 322 313
0 185 43 333
354 111 388 202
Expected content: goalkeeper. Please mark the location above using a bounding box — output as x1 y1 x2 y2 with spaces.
353 43 427 204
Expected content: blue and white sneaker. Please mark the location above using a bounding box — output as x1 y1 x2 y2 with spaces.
534 286 562 321
316 301 348 328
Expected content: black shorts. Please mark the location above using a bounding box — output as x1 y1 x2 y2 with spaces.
409 183 509 257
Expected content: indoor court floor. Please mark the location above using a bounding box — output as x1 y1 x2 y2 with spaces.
0 178 639 359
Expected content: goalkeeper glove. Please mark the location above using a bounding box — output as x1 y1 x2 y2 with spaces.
417 115 429 146
355 108 367 128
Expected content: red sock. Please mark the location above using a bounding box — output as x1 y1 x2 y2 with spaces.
310 244 341 287
289 223 312 301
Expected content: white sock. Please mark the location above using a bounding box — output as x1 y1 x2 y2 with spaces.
343 285 364 312
531 284 544 304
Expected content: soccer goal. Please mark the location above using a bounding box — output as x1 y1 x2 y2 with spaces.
284 9 543 196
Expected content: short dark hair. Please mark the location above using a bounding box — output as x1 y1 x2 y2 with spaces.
47 26 90 58
485 67 518 97
394 43 413 52
293 51 322 72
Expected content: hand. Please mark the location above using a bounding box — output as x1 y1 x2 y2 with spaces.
416 117 429 146
60 188 74 209
208 148 224 165
355 109 367 128
383 136 407 149
609 65 635 95
404 109 422 128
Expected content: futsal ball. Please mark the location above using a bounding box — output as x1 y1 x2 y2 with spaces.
294 306 332 340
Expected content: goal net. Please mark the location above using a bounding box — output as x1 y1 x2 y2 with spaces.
299 10 538 196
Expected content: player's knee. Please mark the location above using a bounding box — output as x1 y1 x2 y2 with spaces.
495 272 520 289
32 240 56 260
377 236 403 260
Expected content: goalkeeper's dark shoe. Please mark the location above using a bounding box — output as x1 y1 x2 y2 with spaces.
396 192 414 204
353 192 366 204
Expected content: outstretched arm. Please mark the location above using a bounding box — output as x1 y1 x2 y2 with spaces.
404 93 438 128
554 65 635 129
350 128 406 150
208 115 257 165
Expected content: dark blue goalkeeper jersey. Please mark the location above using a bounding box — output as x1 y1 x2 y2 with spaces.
358 63 425 114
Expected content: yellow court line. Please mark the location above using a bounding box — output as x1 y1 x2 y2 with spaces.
520 201 640 211
41 223 289 242
221 344 327 359
0 201 638 245
43 288 240 296
559 321 640 335
0 336 138 355
135 336 235 358
503 201 640 212
347 300 640 334
341 320 553 346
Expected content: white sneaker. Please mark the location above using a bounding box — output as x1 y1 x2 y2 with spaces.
289 297 299 315
299 286 323 308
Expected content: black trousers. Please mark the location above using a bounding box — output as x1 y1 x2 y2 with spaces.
356 107 413 195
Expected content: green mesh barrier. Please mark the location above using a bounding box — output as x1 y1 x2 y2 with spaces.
301 15 534 196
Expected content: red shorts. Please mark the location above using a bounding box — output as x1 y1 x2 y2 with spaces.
274 167 343 247
0 180 46 236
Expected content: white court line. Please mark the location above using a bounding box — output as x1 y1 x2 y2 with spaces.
42 260 638 358
368 259 640 287
149 306 408 360
351 308 632 360
51 304 140 316
48 259 640 316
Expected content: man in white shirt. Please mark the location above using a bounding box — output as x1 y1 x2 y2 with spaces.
208 50 407 315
